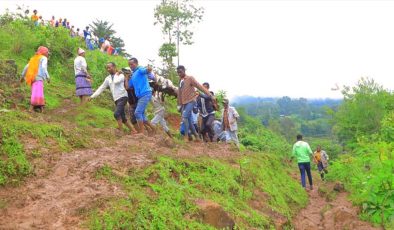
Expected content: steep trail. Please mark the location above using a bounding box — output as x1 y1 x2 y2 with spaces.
0 132 238 229
292 172 382 230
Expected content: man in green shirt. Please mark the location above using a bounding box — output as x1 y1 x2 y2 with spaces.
292 134 313 190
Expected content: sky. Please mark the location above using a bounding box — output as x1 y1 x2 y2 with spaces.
2 0 394 100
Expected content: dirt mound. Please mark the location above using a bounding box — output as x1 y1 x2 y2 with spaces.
0 137 153 229
0 131 242 229
292 176 382 230
194 199 235 229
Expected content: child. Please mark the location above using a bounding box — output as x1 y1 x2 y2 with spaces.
313 145 329 180
151 90 172 138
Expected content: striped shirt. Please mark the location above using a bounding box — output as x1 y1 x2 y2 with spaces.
177 75 211 105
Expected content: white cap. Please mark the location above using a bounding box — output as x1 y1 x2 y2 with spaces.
78 48 85 55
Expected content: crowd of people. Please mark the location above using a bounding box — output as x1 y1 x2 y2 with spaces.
20 46 241 147
29 9 120 55
20 45 332 190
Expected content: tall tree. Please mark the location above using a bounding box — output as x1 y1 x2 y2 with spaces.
89 19 127 55
154 0 204 81
89 19 115 38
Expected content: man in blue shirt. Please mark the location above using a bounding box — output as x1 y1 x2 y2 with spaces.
128 57 156 135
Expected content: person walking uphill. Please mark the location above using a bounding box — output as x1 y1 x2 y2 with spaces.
20 46 51 113
74 48 92 104
292 134 313 190
313 145 329 180
221 98 240 146
128 58 156 135
89 62 137 136
177 65 213 142
197 82 217 142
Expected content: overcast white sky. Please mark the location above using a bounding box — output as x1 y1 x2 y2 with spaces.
2 0 394 99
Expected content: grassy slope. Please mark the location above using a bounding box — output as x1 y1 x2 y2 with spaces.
0 18 308 229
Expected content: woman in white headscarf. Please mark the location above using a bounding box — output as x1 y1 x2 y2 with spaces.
74 48 93 104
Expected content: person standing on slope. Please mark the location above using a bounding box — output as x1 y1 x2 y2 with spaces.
74 48 93 104
292 134 313 190
176 65 213 142
128 58 156 135
313 145 329 181
20 46 51 113
89 62 137 136
221 98 240 147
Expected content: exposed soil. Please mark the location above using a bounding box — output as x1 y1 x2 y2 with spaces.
292 173 382 230
0 131 241 229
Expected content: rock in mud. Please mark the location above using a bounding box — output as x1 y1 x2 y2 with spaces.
333 182 345 192
194 199 235 229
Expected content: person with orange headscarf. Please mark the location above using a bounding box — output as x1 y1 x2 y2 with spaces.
20 46 51 113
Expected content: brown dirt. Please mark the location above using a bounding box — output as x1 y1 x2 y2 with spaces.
0 131 241 229
194 199 235 229
292 173 382 230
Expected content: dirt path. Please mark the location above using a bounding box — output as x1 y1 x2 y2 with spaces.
292 173 382 230
0 133 239 230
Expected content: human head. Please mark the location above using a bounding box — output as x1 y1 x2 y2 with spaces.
128 58 138 70
296 134 303 141
85 26 89 30
176 65 186 78
222 98 229 108
52 16 55 19
76 28 80 32
36 46 49 57
121 67 132 77
316 145 321 152
33 10 37 14
78 48 85 57
203 82 210 90
64 18 67 22
106 62 117 75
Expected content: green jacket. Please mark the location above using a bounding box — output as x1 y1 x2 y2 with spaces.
292 141 313 163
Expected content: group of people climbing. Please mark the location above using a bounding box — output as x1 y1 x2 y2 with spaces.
20 46 241 147
20 45 331 190
29 9 119 55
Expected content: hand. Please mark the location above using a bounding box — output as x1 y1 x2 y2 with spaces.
87 97 92 102
47 79 51 84
20 77 24 84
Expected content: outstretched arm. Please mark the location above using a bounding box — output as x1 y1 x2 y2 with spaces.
90 79 109 99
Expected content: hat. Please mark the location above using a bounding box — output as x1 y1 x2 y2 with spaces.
222 98 229 104
78 48 85 55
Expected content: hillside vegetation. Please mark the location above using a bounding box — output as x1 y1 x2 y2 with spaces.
0 16 309 229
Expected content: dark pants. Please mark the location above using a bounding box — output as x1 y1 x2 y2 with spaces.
298 162 313 188
201 114 215 142
127 90 137 125
317 162 328 179
114 97 128 123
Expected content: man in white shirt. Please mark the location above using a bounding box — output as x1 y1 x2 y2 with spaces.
221 98 240 147
89 62 137 136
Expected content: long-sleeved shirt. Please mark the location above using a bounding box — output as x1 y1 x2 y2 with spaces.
128 66 153 99
292 141 313 163
74 56 88 75
91 74 127 102
21 56 50 82
177 75 211 106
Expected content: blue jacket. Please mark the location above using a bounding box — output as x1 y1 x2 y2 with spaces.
129 66 152 99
